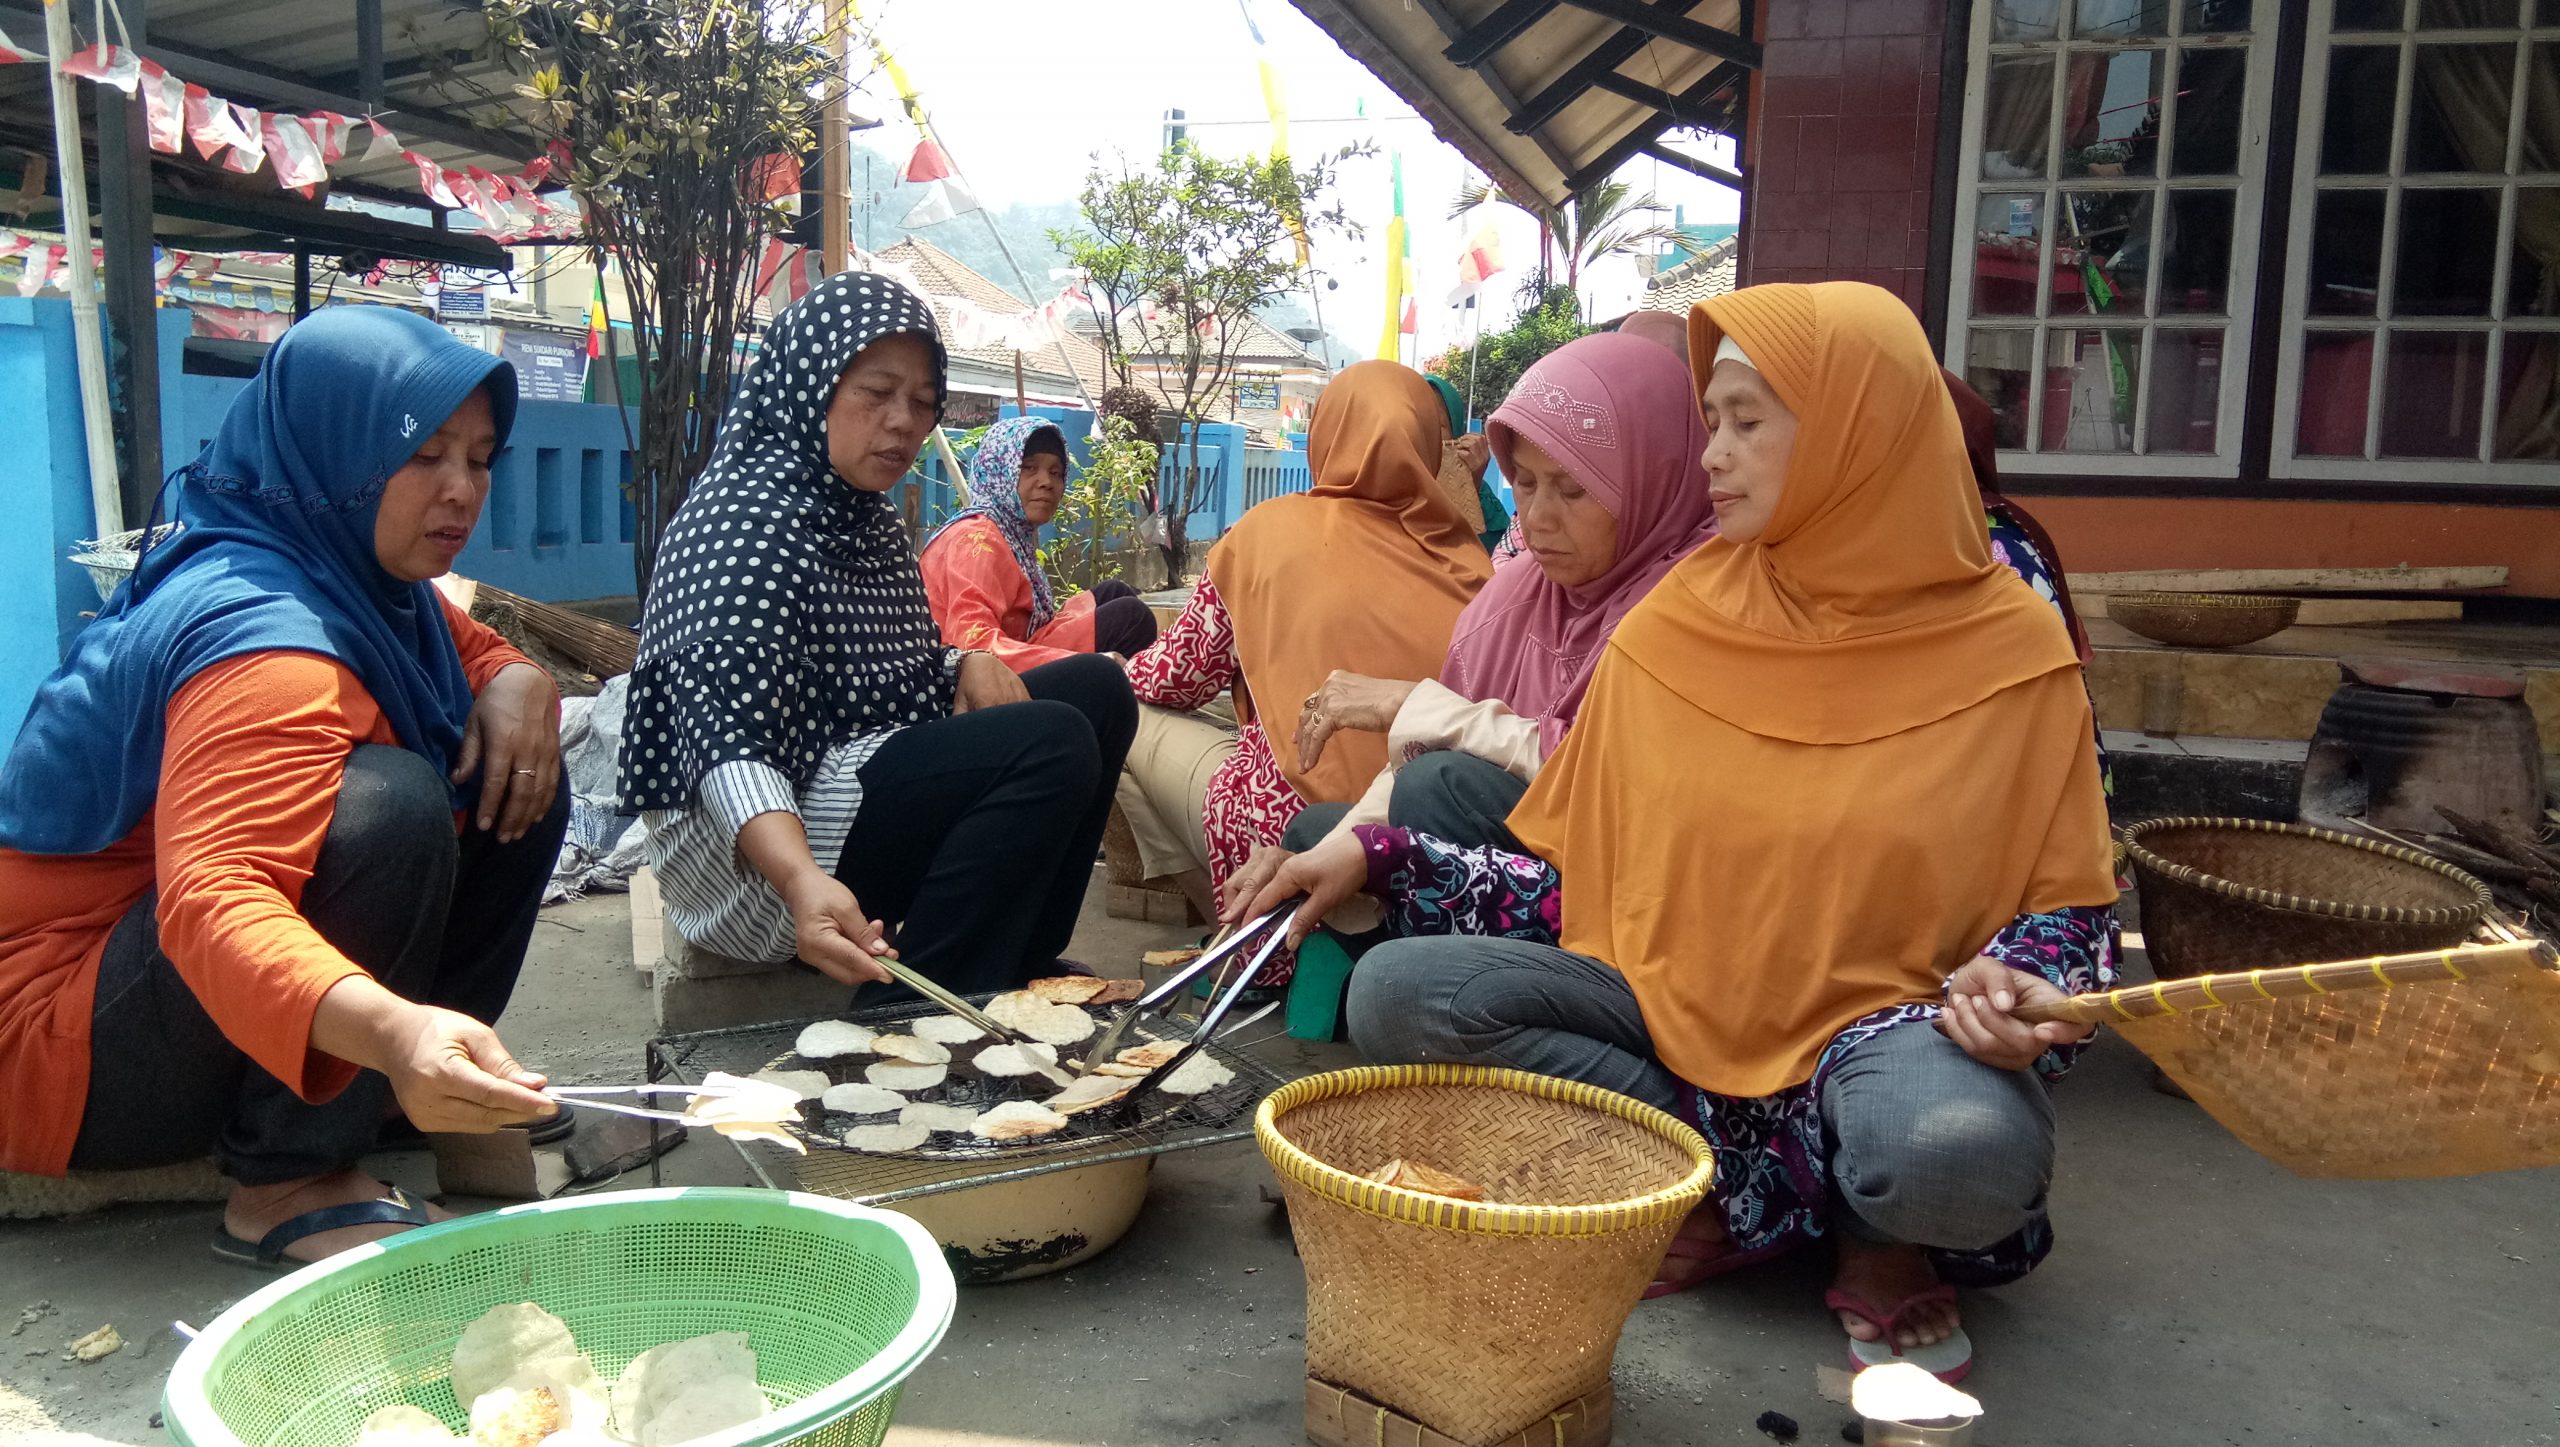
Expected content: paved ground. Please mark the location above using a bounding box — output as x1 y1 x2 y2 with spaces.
5 882 2556 1447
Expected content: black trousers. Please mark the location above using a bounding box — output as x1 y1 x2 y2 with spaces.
838 654 1136 996
68 745 568 1185
1085 580 1159 656
1281 749 1529 855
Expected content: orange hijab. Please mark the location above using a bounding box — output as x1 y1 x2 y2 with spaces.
1208 361 1490 802
1506 283 2116 1098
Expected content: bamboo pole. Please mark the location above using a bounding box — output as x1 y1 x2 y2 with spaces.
2013 940 2550 1028
820 0 850 274
42 0 123 540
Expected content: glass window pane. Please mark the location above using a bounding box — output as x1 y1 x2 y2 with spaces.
2297 331 2376 456
2520 44 2558 172
2042 329 2143 451
2415 0 2515 25
1981 54 2057 180
1993 0 2065 40
2161 190 2237 311
2405 46 2517 174
2074 0 2169 37
2060 191 2154 314
2065 50 2167 178
2395 187 2502 315
2309 189 2387 315
2495 334 2560 460
2183 0 2252 32
1974 193 2048 316
2330 0 2404 28
2321 46 2401 175
2170 47 2249 175
2380 331 2489 457
2147 329 2226 452
1965 331 2037 448
2512 189 2558 317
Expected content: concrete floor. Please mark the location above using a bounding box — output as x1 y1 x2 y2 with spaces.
5 882 2556 1447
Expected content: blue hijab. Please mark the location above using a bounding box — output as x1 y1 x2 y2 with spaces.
0 306 517 855
933 415 1063 631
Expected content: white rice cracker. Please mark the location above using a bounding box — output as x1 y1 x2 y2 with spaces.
868 1034 952 1066
744 1069 831 1101
971 1042 1060 1078
818 1082 907 1116
911 1014 986 1046
863 1061 949 1092
898 1101 981 1134
1157 1052 1235 1096
970 1100 1070 1142
792 1020 875 1060
1042 1073 1138 1115
984 991 1098 1046
841 1121 932 1154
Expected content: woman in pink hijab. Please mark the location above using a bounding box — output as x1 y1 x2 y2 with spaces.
1226 330 1716 902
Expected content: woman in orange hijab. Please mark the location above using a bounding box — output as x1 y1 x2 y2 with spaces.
1124 361 1488 980
1247 284 2118 1381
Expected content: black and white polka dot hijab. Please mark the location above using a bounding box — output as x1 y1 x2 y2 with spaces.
619 272 957 812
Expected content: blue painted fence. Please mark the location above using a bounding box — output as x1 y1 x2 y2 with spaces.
1 300 1316 744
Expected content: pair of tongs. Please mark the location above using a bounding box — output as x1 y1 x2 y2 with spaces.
860 945 1044 1049
541 1081 771 1126
1077 903 1297 1111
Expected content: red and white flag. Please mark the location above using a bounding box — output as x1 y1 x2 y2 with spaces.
138 61 187 154
0 23 41 64
1447 219 1505 305
901 174 977 228
901 138 953 184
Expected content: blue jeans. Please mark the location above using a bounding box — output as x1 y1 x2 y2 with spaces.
1347 936 2056 1253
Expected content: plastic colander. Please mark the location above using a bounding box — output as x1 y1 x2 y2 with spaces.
161 1187 956 1447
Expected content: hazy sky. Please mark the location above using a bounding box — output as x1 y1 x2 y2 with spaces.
843 0 1740 358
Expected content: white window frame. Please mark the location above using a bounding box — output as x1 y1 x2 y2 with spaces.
1944 3 2279 477
2270 0 2560 483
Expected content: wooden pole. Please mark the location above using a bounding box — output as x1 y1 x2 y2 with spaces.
1013 350 1027 413
820 0 850 274
42 0 122 540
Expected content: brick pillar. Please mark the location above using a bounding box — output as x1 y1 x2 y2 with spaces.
1740 0 1951 315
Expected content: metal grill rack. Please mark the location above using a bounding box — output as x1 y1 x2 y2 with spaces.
646 994 1302 1206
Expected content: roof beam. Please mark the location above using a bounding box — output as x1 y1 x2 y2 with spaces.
1555 0 1760 68
1442 0 1554 67
1503 0 1725 136
1590 71 1683 112
1639 141 1744 190
1561 62 1746 193
1405 0 1585 195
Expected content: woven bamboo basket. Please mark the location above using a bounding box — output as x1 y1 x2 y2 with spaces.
2021 939 2560 1178
2106 591 2299 646
1256 1066 1710 1447
2124 817 2491 978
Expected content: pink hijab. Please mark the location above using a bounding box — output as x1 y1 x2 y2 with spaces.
1449 331 1716 751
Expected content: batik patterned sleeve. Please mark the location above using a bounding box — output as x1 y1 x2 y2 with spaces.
1125 571 1236 712
1353 825 1563 942
1982 903 2121 1081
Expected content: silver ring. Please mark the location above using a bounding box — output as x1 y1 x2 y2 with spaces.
512 768 537 775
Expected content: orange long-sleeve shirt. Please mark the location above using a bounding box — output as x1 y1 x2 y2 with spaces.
918 515 1098 674
0 597 533 1176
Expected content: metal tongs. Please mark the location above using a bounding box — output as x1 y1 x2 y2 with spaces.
861 946 1045 1049
541 1081 773 1126
1073 902 1296 1111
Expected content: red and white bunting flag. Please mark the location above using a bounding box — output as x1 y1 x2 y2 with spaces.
753 237 791 296
61 43 140 94
218 104 266 174
785 248 822 305
900 175 977 228
362 117 403 165
901 138 953 184
154 249 186 284
1446 219 1505 305
304 112 352 165
138 61 186 153
261 112 327 193
405 152 460 208
0 23 41 64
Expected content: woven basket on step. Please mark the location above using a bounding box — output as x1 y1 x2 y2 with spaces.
2124 817 2491 978
2106 591 2299 646
1256 1066 1710 1447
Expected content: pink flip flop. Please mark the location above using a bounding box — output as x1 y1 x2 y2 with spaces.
1824 1283 1975 1384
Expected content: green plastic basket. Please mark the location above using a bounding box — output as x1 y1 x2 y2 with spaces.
161 1188 956 1447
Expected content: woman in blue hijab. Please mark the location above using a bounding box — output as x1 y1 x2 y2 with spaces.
0 306 568 1271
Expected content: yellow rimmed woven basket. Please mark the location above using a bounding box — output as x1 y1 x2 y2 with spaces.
1256 1066 1711 1447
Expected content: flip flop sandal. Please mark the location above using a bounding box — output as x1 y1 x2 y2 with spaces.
1825 1283 1975 1384
209 1185 433 1274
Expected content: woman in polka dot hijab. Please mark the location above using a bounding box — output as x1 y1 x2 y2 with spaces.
620 272 1136 994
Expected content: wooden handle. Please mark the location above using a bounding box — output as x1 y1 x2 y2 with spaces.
2010 940 2549 1027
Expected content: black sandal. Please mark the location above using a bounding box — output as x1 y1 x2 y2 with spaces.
210 1185 433 1273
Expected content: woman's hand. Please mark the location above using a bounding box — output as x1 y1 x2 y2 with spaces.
453 662 560 842
1219 845 1296 925
313 976 553 1134
953 651 1030 715
1936 957 2093 1072
780 870 897 987
1452 432 1491 483
1296 671 1418 770
1240 831 1370 948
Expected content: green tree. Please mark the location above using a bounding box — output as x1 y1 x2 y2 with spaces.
477 0 856 600
1056 143 1363 585
1042 416 1156 598
1426 284 1589 421
1449 177 1693 294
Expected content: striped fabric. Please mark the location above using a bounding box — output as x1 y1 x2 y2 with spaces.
643 737 893 965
